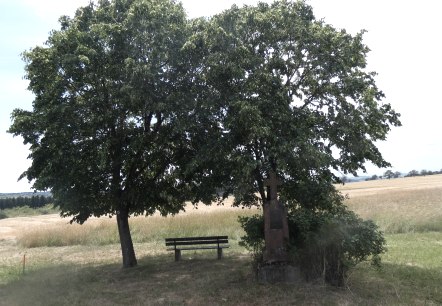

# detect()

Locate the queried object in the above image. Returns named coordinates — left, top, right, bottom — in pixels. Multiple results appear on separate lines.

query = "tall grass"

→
left=18, top=219, right=119, bottom=248
left=17, top=209, right=259, bottom=248
left=18, top=184, right=442, bottom=249
left=17, top=182, right=442, bottom=248
left=345, top=187, right=442, bottom=233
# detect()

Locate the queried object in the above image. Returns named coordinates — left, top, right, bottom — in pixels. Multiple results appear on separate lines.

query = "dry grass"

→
left=1, top=175, right=442, bottom=305
left=338, top=174, right=442, bottom=196
left=339, top=175, right=442, bottom=233
left=15, top=207, right=259, bottom=248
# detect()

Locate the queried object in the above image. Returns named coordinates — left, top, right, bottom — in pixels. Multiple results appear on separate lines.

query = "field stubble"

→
left=340, top=175, right=442, bottom=233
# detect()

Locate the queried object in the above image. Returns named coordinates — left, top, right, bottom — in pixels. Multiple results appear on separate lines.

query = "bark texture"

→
left=117, top=206, right=137, bottom=268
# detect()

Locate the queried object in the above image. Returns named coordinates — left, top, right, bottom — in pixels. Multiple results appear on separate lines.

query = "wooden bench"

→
left=165, top=236, right=229, bottom=261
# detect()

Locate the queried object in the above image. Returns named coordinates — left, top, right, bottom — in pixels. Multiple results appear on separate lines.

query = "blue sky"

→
left=1, top=0, right=441, bottom=192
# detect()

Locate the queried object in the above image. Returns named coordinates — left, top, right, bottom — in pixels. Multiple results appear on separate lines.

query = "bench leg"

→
left=175, top=249, right=181, bottom=261
left=217, top=248, right=223, bottom=260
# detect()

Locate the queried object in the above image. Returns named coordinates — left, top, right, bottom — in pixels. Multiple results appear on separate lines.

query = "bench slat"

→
left=166, top=239, right=228, bottom=247
left=167, top=245, right=230, bottom=251
left=165, top=236, right=227, bottom=242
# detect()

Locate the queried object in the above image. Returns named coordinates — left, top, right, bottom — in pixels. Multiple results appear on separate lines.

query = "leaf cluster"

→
left=185, top=0, right=401, bottom=208
left=9, top=0, right=196, bottom=223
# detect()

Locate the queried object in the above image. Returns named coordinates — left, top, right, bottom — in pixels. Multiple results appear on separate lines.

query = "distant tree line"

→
left=0, top=195, right=53, bottom=210
left=405, top=169, right=442, bottom=177
left=364, top=168, right=442, bottom=181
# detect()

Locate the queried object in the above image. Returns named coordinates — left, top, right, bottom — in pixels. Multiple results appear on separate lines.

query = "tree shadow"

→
left=1, top=254, right=441, bottom=305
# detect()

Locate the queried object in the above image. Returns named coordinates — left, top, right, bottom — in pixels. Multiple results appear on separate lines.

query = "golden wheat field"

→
left=339, top=175, right=442, bottom=233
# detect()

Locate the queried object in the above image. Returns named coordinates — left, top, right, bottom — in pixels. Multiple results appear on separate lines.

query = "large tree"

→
left=185, top=0, right=401, bottom=209
left=9, top=0, right=196, bottom=268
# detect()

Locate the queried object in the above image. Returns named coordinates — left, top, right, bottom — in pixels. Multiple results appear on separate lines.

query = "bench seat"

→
left=165, top=236, right=229, bottom=261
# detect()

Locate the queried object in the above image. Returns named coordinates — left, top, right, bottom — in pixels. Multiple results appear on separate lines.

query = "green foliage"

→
left=238, top=214, right=265, bottom=269
left=405, top=168, right=441, bottom=177
left=383, top=170, right=395, bottom=179
left=365, top=174, right=378, bottom=181
left=406, top=169, right=420, bottom=177
left=197, top=0, right=395, bottom=286
left=184, top=0, right=401, bottom=209
left=8, top=0, right=401, bottom=269
left=238, top=215, right=265, bottom=253
left=10, top=0, right=192, bottom=222
left=0, top=204, right=59, bottom=219
left=239, top=206, right=386, bottom=286
left=295, top=209, right=385, bottom=286
left=8, top=0, right=198, bottom=267
left=0, top=195, right=53, bottom=210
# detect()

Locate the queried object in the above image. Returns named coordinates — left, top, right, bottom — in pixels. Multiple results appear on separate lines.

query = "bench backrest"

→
left=165, top=236, right=228, bottom=248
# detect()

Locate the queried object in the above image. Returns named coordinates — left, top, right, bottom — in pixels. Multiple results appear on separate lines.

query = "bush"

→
left=0, top=204, right=59, bottom=219
left=238, top=206, right=386, bottom=286
left=238, top=214, right=265, bottom=271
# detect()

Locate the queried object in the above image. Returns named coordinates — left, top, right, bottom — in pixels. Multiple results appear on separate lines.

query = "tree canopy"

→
left=185, top=0, right=401, bottom=209
left=9, top=0, right=401, bottom=268
left=9, top=0, right=197, bottom=268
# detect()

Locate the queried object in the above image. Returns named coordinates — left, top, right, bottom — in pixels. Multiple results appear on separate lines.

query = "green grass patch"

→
left=1, top=234, right=441, bottom=305
left=0, top=257, right=25, bottom=285
left=0, top=204, right=59, bottom=219
left=373, top=215, right=442, bottom=234
left=383, top=232, right=442, bottom=269
left=347, top=232, right=442, bottom=304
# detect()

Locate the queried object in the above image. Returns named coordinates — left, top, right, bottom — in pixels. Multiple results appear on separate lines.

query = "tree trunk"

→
left=116, top=206, right=138, bottom=268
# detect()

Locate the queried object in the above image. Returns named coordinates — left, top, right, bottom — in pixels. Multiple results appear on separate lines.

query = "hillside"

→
left=337, top=174, right=442, bottom=197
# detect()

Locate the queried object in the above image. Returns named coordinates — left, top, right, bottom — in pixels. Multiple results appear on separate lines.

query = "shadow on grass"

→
left=1, top=253, right=441, bottom=305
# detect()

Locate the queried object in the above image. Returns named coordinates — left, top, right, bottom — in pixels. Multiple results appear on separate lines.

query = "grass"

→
left=0, top=204, right=59, bottom=219
left=1, top=237, right=441, bottom=305
left=0, top=255, right=357, bottom=305
left=17, top=209, right=258, bottom=248
left=342, top=176, right=442, bottom=234
left=1, top=175, right=442, bottom=305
